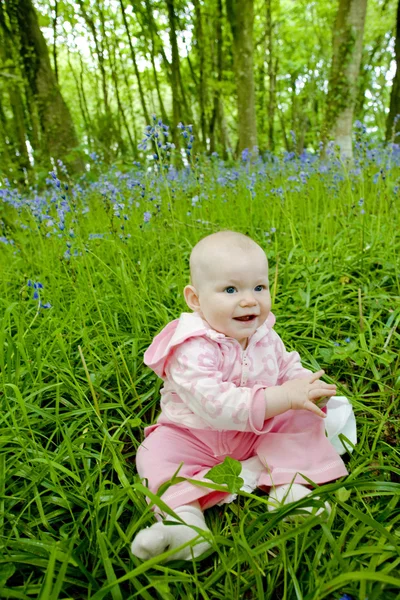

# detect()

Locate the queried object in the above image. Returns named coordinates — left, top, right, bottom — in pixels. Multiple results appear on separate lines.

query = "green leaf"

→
left=0, top=564, right=16, bottom=587
left=205, top=457, right=244, bottom=494
left=335, top=487, right=351, bottom=502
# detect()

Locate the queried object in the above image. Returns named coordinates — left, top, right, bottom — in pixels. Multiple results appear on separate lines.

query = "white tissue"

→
left=324, top=395, right=357, bottom=455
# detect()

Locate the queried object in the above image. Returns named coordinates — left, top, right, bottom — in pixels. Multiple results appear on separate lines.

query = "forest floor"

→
left=1, top=137, right=400, bottom=599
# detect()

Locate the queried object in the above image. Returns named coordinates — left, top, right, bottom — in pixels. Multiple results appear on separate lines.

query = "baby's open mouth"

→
left=234, top=315, right=256, bottom=321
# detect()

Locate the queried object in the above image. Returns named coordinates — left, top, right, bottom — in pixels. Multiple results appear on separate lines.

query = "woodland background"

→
left=0, top=0, right=400, bottom=182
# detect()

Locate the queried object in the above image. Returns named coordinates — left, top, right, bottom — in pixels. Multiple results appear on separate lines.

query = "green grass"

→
left=0, top=158, right=399, bottom=599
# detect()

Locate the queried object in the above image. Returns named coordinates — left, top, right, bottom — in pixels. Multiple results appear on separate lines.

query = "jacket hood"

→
left=144, top=311, right=276, bottom=378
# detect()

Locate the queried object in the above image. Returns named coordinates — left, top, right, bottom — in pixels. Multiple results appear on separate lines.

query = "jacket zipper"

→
left=240, top=349, right=249, bottom=386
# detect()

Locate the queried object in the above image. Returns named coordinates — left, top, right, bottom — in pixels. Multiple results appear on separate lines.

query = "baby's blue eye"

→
left=254, top=285, right=264, bottom=292
left=225, top=287, right=236, bottom=294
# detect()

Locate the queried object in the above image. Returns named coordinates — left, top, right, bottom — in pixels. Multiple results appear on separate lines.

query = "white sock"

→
left=131, top=502, right=211, bottom=562
left=268, top=483, right=331, bottom=518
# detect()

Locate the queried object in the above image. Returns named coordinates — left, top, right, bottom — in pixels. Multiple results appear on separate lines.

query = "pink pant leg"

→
left=136, top=424, right=258, bottom=510
left=255, top=410, right=348, bottom=488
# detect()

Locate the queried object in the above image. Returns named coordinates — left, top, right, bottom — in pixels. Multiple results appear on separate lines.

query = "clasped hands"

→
left=264, top=369, right=336, bottom=420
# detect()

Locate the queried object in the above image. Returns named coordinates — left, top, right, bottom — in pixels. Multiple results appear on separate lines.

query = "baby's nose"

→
left=240, top=295, right=257, bottom=307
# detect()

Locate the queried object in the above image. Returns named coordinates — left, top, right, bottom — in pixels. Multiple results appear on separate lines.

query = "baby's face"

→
left=195, top=247, right=271, bottom=349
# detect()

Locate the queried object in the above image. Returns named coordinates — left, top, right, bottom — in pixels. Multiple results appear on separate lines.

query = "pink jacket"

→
left=144, top=311, right=313, bottom=434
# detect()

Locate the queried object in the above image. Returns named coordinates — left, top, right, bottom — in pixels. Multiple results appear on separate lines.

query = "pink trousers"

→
left=136, top=411, right=348, bottom=510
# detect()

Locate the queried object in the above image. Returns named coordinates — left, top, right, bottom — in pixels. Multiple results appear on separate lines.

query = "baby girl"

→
left=131, top=230, right=348, bottom=562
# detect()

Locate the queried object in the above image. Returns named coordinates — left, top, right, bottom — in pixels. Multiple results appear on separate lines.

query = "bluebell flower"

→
left=345, top=337, right=351, bottom=343
left=241, top=148, right=250, bottom=162
left=40, top=302, right=52, bottom=309
left=334, top=342, right=340, bottom=347
left=143, top=211, right=151, bottom=223
left=0, top=236, right=15, bottom=245
left=358, top=198, right=364, bottom=206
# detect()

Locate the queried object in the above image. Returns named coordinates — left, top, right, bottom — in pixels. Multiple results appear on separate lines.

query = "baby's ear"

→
left=183, top=285, right=201, bottom=312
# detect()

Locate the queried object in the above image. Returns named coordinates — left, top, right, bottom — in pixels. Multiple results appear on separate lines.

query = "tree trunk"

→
left=98, top=7, right=126, bottom=155
left=209, top=0, right=230, bottom=156
left=77, top=0, right=110, bottom=117
left=142, top=0, right=169, bottom=125
left=109, top=31, right=136, bottom=155
left=119, top=0, right=151, bottom=126
left=386, top=0, right=400, bottom=141
left=165, top=0, right=183, bottom=148
left=323, top=0, right=368, bottom=160
left=0, top=4, right=30, bottom=174
left=193, top=0, right=207, bottom=149
left=52, top=0, right=58, bottom=83
left=266, top=0, right=276, bottom=151
left=11, top=0, right=81, bottom=170
left=118, top=45, right=139, bottom=153
left=226, top=0, right=257, bottom=153
left=67, top=48, right=91, bottom=148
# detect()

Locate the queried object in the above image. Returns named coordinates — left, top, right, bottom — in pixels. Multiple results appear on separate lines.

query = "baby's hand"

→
left=281, top=370, right=336, bottom=418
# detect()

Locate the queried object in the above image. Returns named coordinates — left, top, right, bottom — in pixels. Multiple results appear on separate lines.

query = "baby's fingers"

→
left=312, top=381, right=336, bottom=390
left=304, top=400, right=326, bottom=419
left=309, top=388, right=336, bottom=401
left=309, top=369, right=325, bottom=383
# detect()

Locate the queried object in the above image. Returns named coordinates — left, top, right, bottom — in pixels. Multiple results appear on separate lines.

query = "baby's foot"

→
left=131, top=504, right=211, bottom=562
left=268, top=483, right=331, bottom=518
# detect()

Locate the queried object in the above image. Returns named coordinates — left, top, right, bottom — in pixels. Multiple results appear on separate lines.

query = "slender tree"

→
left=165, top=0, right=184, bottom=147
left=120, top=0, right=150, bottom=125
left=193, top=0, right=207, bottom=148
left=386, top=0, right=400, bottom=141
left=226, top=0, right=258, bottom=153
left=323, top=0, right=368, bottom=159
left=266, top=0, right=277, bottom=151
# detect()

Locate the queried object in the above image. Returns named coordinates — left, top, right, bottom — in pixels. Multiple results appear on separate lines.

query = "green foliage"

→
left=206, top=457, right=244, bottom=494
left=0, top=151, right=399, bottom=596
left=1, top=0, right=398, bottom=181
